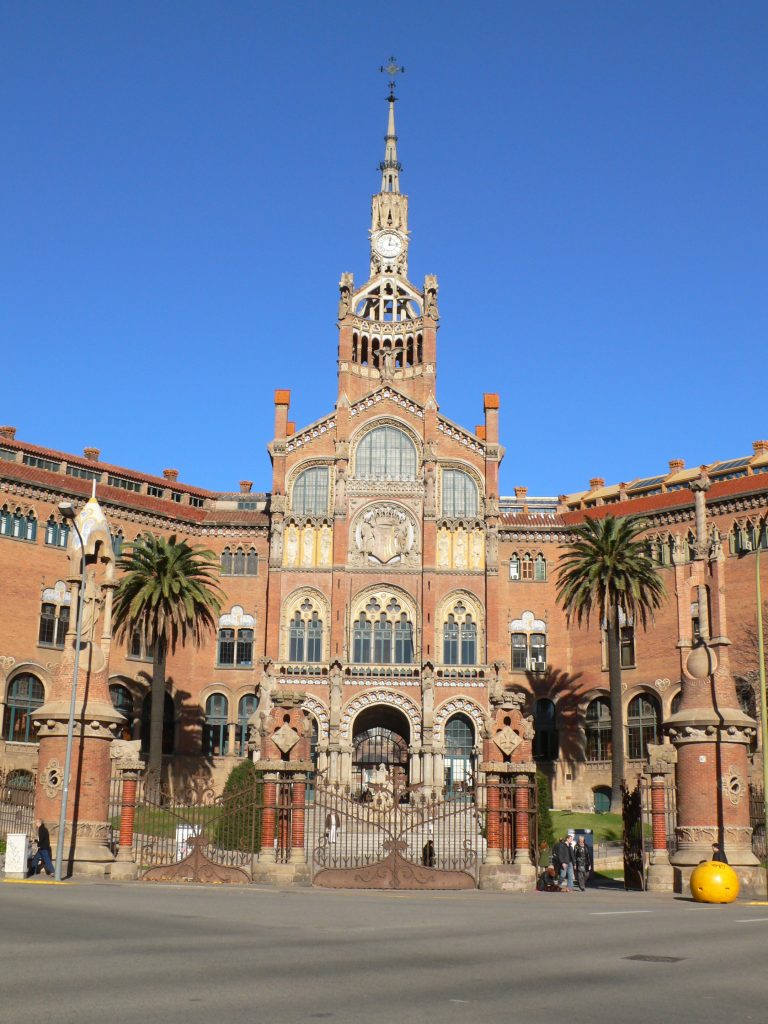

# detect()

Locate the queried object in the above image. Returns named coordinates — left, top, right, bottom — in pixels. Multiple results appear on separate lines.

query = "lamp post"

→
left=54, top=501, right=86, bottom=882
left=755, top=538, right=768, bottom=890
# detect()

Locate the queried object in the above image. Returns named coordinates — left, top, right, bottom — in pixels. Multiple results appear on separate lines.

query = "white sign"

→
left=175, top=825, right=198, bottom=861
left=5, top=833, right=30, bottom=878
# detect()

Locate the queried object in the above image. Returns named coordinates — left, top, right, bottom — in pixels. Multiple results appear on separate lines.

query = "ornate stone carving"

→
left=269, top=518, right=283, bottom=566
left=271, top=723, right=301, bottom=755
left=654, top=677, right=671, bottom=692
left=338, top=272, right=354, bottom=318
left=351, top=504, right=418, bottom=567
left=493, top=725, right=521, bottom=757
left=41, top=759, right=63, bottom=799
left=110, top=739, right=143, bottom=769
left=721, top=765, right=746, bottom=806
left=676, top=825, right=718, bottom=845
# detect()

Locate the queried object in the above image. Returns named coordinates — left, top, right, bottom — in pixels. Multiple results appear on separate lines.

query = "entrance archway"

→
left=352, top=705, right=410, bottom=797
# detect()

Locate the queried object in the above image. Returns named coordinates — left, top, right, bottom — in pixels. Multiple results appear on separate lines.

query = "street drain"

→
left=624, top=955, right=684, bottom=963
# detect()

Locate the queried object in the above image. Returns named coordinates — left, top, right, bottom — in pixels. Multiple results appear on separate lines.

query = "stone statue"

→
left=338, top=273, right=353, bottom=319
left=454, top=530, right=467, bottom=569
left=334, top=462, right=347, bottom=513
left=359, top=520, right=375, bottom=558
left=471, top=529, right=484, bottom=569
left=709, top=525, right=722, bottom=559
left=437, top=529, right=451, bottom=569
left=80, top=568, right=103, bottom=642
left=424, top=463, right=436, bottom=516
left=269, top=518, right=284, bottom=566
left=284, top=526, right=299, bottom=567
left=319, top=526, right=332, bottom=566
left=302, top=528, right=315, bottom=566
left=424, top=274, right=439, bottom=319
left=381, top=348, right=395, bottom=379
left=486, top=526, right=499, bottom=570
left=421, top=667, right=435, bottom=730
left=394, top=521, right=409, bottom=556
left=329, top=663, right=343, bottom=728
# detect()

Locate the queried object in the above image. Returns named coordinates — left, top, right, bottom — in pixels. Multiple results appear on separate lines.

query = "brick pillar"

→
left=111, top=768, right=140, bottom=880
left=485, top=775, right=502, bottom=864
left=260, top=775, right=278, bottom=858
left=645, top=760, right=675, bottom=892
left=291, top=774, right=307, bottom=862
left=514, top=772, right=532, bottom=864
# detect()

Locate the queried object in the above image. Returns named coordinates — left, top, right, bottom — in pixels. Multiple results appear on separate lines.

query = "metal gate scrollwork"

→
left=309, top=770, right=483, bottom=890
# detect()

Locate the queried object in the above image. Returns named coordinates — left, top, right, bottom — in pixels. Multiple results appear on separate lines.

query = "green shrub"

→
left=537, top=771, right=556, bottom=852
left=214, top=760, right=263, bottom=853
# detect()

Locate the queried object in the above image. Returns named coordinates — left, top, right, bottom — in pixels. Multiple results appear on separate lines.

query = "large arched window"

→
left=288, top=598, right=324, bottom=663
left=3, top=674, right=45, bottom=743
left=585, top=698, right=612, bottom=761
left=217, top=607, right=255, bottom=667
left=442, top=604, right=477, bottom=666
left=236, top=693, right=257, bottom=756
left=442, top=469, right=478, bottom=518
left=355, top=426, right=417, bottom=480
left=627, top=694, right=661, bottom=760
left=533, top=698, right=558, bottom=761
left=352, top=595, right=413, bottom=665
left=292, top=466, right=330, bottom=515
left=204, top=694, right=229, bottom=756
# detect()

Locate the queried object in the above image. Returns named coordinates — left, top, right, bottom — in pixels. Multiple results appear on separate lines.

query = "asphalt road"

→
left=1, top=880, right=766, bottom=1024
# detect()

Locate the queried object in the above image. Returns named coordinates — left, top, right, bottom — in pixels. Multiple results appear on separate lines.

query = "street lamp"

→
left=755, top=537, right=768, bottom=891
left=54, top=501, right=86, bottom=882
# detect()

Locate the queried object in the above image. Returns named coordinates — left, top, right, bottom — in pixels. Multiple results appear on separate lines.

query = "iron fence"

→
left=0, top=768, right=36, bottom=841
left=750, top=785, right=765, bottom=862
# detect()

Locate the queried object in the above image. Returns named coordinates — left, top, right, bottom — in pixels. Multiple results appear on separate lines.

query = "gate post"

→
left=110, top=766, right=142, bottom=881
left=251, top=687, right=313, bottom=887
left=645, top=750, right=675, bottom=892
left=478, top=689, right=538, bottom=892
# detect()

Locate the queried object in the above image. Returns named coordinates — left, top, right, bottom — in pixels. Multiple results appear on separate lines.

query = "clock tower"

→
left=335, top=64, right=439, bottom=409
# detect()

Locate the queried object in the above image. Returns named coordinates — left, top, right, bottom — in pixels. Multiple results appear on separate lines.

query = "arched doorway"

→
left=352, top=705, right=410, bottom=797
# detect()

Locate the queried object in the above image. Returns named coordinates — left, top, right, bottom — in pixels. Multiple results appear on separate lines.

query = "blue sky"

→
left=2, top=1, right=765, bottom=496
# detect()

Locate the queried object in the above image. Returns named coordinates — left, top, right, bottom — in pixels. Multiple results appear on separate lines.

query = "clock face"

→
left=375, top=232, right=403, bottom=259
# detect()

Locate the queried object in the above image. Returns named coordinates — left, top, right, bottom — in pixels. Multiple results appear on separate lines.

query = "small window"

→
left=221, top=548, right=233, bottom=575
left=171, top=492, right=183, bottom=503
left=147, top=485, right=164, bottom=499
left=509, top=556, right=521, bottom=581
left=189, top=496, right=204, bottom=508
left=585, top=698, right=611, bottom=761
left=521, top=555, right=534, bottom=580
left=534, top=554, right=547, bottom=581
left=217, top=629, right=236, bottom=666
left=23, top=453, right=60, bottom=472
left=627, top=694, right=660, bottom=760
left=511, top=633, right=527, bottom=671
left=66, top=465, right=101, bottom=481
left=533, top=699, right=558, bottom=761
left=107, top=475, right=141, bottom=493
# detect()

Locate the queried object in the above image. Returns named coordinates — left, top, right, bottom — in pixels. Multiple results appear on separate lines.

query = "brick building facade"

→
left=1, top=89, right=766, bottom=810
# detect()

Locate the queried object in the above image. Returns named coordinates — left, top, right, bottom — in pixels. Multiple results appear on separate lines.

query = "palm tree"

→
left=112, top=533, right=223, bottom=776
left=556, top=515, right=666, bottom=811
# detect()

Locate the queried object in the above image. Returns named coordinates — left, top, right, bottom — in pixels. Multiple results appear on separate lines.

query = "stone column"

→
left=33, top=497, right=124, bottom=877
left=645, top=749, right=675, bottom=892
left=668, top=475, right=761, bottom=895
left=111, top=759, right=142, bottom=881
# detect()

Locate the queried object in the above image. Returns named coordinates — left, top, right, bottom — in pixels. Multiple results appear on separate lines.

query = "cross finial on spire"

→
left=379, top=56, right=405, bottom=99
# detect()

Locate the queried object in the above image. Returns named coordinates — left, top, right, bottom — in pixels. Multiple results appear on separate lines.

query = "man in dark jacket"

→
left=552, top=836, right=575, bottom=891
left=27, top=819, right=54, bottom=876
left=712, top=842, right=728, bottom=864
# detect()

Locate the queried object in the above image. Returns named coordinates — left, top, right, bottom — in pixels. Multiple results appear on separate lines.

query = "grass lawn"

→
left=551, top=810, right=623, bottom=843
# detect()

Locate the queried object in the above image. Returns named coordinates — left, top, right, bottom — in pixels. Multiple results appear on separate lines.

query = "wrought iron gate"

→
left=124, top=772, right=291, bottom=883
left=308, top=777, right=485, bottom=889
left=622, top=779, right=645, bottom=891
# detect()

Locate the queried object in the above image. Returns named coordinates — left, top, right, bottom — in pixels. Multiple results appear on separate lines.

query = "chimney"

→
left=163, top=468, right=179, bottom=482
left=239, top=480, right=253, bottom=494
left=83, top=447, right=100, bottom=462
left=618, top=482, right=628, bottom=501
left=274, top=389, right=291, bottom=439
left=475, top=425, right=486, bottom=440
left=752, top=440, right=768, bottom=455
left=514, top=486, right=529, bottom=514
left=286, top=422, right=296, bottom=436
left=483, top=394, right=500, bottom=444
left=0, top=426, right=16, bottom=440
left=668, top=459, right=685, bottom=473
left=589, top=477, right=605, bottom=491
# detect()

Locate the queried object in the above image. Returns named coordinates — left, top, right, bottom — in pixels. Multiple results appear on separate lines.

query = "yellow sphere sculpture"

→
left=690, top=861, right=740, bottom=903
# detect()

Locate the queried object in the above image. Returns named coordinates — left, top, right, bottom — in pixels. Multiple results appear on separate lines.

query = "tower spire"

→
left=378, top=57, right=405, bottom=193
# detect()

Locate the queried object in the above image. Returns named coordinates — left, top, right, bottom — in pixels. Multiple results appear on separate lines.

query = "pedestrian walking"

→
left=573, top=834, right=592, bottom=890
left=27, top=819, right=54, bottom=876
left=551, top=835, right=575, bottom=891
left=711, top=842, right=728, bottom=864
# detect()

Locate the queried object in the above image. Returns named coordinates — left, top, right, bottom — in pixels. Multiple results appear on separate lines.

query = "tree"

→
left=556, top=515, right=665, bottom=811
left=112, top=533, right=222, bottom=776
left=536, top=770, right=555, bottom=854
left=215, top=758, right=262, bottom=852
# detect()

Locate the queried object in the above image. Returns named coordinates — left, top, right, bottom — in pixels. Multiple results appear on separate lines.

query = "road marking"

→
left=735, top=918, right=768, bottom=923
left=1, top=879, right=69, bottom=885
left=591, top=910, right=653, bottom=915
left=746, top=901, right=768, bottom=906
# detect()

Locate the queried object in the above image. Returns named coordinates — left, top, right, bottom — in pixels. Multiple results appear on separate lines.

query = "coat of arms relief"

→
left=350, top=504, right=419, bottom=566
